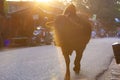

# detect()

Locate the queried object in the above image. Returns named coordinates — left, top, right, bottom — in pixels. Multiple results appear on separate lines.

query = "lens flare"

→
left=7, top=0, right=51, bottom=2
left=36, top=0, right=50, bottom=2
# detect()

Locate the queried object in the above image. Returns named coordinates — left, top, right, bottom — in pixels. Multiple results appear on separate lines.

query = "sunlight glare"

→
left=7, top=0, right=51, bottom=2
left=36, top=0, right=51, bottom=2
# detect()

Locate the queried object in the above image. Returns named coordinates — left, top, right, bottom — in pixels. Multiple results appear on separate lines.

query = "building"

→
left=0, top=1, right=62, bottom=46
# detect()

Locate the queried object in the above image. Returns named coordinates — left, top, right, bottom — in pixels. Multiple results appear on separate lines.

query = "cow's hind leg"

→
left=61, top=47, right=73, bottom=80
left=73, top=47, right=85, bottom=74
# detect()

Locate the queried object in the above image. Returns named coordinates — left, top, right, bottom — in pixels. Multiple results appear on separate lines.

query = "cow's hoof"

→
left=64, top=73, right=70, bottom=80
left=64, top=76, right=70, bottom=80
left=73, top=67, right=80, bottom=74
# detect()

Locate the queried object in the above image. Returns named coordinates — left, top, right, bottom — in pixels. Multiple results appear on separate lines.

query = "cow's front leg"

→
left=73, top=48, right=85, bottom=74
left=64, top=54, right=70, bottom=80
left=61, top=48, right=72, bottom=80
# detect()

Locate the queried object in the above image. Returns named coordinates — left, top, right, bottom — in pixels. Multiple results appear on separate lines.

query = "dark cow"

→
left=46, top=4, right=92, bottom=80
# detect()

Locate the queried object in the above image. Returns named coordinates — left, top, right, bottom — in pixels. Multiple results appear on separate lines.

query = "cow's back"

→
left=53, top=15, right=92, bottom=49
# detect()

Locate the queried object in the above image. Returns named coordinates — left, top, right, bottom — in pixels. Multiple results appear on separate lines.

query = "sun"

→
left=6, top=0, right=52, bottom=2
left=36, top=0, right=51, bottom=2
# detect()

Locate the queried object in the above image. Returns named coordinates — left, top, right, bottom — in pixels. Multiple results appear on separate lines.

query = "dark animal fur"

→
left=46, top=4, right=92, bottom=80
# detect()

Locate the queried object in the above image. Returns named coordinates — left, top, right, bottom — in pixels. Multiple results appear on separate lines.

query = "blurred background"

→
left=0, top=0, right=120, bottom=48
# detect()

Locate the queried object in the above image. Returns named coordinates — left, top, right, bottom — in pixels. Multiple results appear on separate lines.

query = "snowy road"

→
left=0, top=38, right=120, bottom=80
